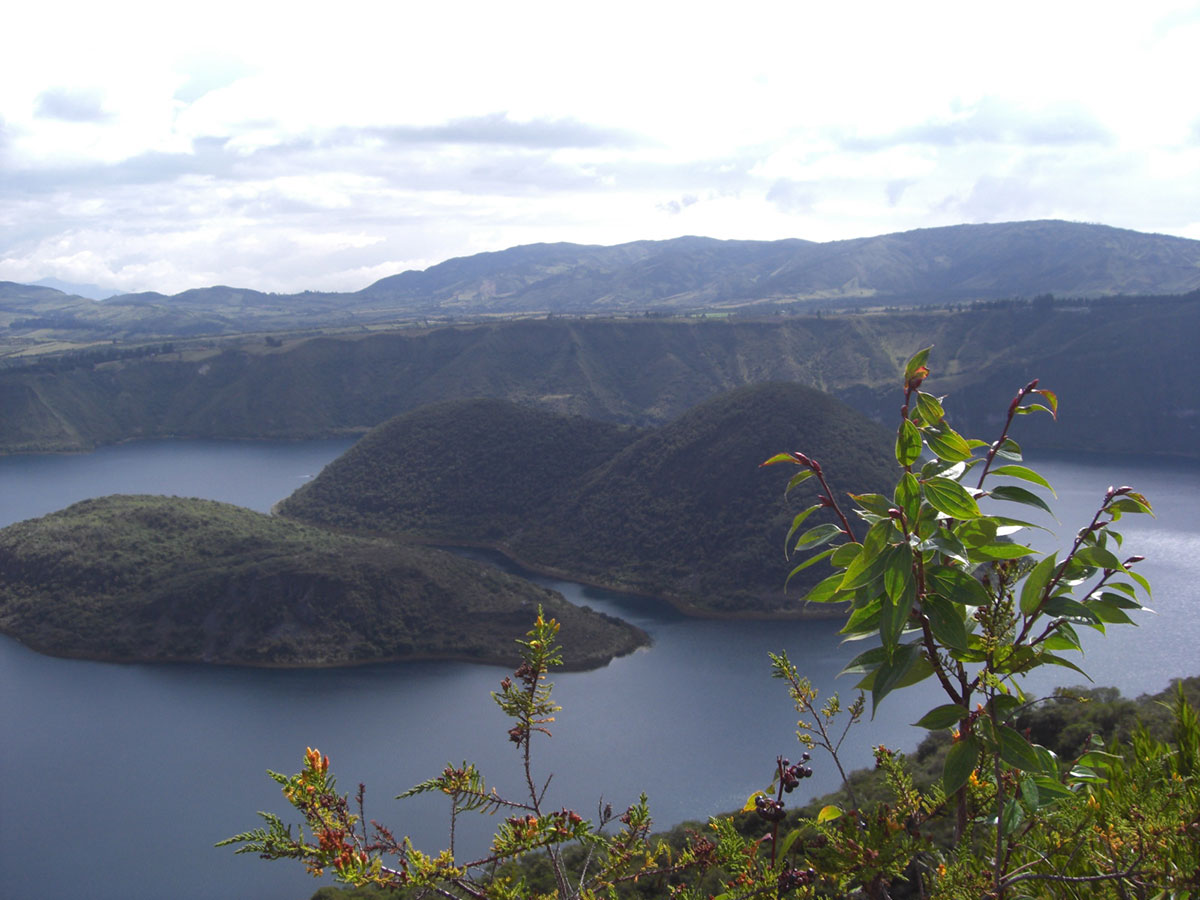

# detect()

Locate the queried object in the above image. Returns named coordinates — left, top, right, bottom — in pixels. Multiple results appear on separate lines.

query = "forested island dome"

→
left=0, top=495, right=646, bottom=669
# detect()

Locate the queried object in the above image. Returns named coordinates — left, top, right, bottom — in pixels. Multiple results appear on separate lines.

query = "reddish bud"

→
left=906, top=366, right=929, bottom=391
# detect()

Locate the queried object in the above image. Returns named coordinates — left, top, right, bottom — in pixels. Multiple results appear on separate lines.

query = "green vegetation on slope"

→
left=279, top=384, right=896, bottom=614
left=280, top=398, right=639, bottom=541
left=3, top=298, right=1197, bottom=457
left=0, top=495, right=646, bottom=668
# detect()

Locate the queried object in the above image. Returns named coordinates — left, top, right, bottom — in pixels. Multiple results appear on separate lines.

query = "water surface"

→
left=1, top=441, right=1196, bottom=900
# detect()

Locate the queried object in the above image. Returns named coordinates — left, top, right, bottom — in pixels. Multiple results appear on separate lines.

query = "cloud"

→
left=34, top=87, right=113, bottom=123
left=657, top=194, right=699, bottom=215
left=886, top=179, right=915, bottom=207
left=368, top=112, right=644, bottom=149
left=173, top=55, right=256, bottom=103
left=766, top=179, right=817, bottom=214
left=840, top=98, right=1112, bottom=152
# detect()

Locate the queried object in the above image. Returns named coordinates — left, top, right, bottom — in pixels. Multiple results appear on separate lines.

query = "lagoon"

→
left=1, top=441, right=1197, bottom=900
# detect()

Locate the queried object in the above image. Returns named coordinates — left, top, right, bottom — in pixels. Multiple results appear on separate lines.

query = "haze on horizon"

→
left=2, top=0, right=1199, bottom=297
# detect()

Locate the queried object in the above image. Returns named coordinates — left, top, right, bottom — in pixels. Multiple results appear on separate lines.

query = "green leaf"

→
left=1109, top=496, right=1153, bottom=516
left=1099, top=590, right=1142, bottom=610
left=792, top=523, right=843, bottom=552
left=840, top=645, right=887, bottom=677
left=1041, top=622, right=1082, bottom=652
left=1015, top=403, right=1055, bottom=417
left=1031, top=775, right=1073, bottom=803
left=904, top=346, right=933, bottom=383
left=923, top=476, right=981, bottom=519
left=926, top=565, right=992, bottom=607
left=924, top=425, right=974, bottom=463
left=785, top=505, right=821, bottom=547
left=871, top=643, right=924, bottom=713
left=817, top=805, right=843, bottom=823
left=955, top=517, right=998, bottom=548
left=850, top=493, right=894, bottom=517
left=1127, top=567, right=1152, bottom=596
left=924, top=594, right=969, bottom=650
left=914, top=391, right=945, bottom=425
left=883, top=543, right=915, bottom=604
left=785, top=548, right=836, bottom=588
left=944, top=735, right=980, bottom=794
left=1087, top=598, right=1136, bottom=625
left=894, top=472, right=921, bottom=524
left=989, top=485, right=1055, bottom=516
left=997, top=725, right=1043, bottom=772
left=778, top=827, right=808, bottom=857
left=1019, top=552, right=1058, bottom=615
left=990, top=692, right=1022, bottom=719
left=1001, top=797, right=1025, bottom=835
left=1075, top=545, right=1124, bottom=571
left=915, top=704, right=966, bottom=730
left=989, top=464, right=1056, bottom=495
left=830, top=542, right=863, bottom=568
left=742, top=791, right=767, bottom=812
left=1042, top=596, right=1101, bottom=624
left=970, top=542, right=1035, bottom=561
left=803, top=572, right=849, bottom=604
left=839, top=523, right=891, bottom=590
left=1039, top=653, right=1092, bottom=680
left=839, top=599, right=881, bottom=637
left=1032, top=388, right=1058, bottom=417
left=1019, top=775, right=1040, bottom=808
left=877, top=594, right=909, bottom=656
left=994, top=437, right=1023, bottom=461
left=896, top=419, right=922, bottom=467
left=761, top=452, right=802, bottom=467
left=784, top=468, right=816, bottom=495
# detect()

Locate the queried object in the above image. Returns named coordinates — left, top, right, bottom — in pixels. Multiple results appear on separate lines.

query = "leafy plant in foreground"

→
left=220, top=610, right=714, bottom=899
left=761, top=346, right=1163, bottom=897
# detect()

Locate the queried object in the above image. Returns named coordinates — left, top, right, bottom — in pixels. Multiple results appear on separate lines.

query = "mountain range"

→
left=3, top=221, right=1199, bottom=346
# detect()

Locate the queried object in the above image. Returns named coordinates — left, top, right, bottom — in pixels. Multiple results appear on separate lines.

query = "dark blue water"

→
left=1, top=441, right=1196, bottom=900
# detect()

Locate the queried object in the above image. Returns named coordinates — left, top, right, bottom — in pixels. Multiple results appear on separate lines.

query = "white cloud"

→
left=1, top=0, right=1198, bottom=293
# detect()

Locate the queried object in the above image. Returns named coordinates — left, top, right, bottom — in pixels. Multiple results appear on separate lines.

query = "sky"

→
left=2, top=0, right=1199, bottom=296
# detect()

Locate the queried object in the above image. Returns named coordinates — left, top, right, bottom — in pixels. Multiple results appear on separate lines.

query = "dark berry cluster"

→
left=755, top=753, right=815, bottom=824
left=777, top=866, right=817, bottom=892
left=754, top=794, right=786, bottom=822
left=780, top=752, right=813, bottom=793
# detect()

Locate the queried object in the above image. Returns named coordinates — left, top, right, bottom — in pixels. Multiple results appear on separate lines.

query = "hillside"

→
left=4, top=222, right=1200, bottom=349
left=0, top=495, right=646, bottom=668
left=279, top=385, right=897, bottom=614
left=2, top=298, right=1196, bottom=458
left=278, top=398, right=640, bottom=541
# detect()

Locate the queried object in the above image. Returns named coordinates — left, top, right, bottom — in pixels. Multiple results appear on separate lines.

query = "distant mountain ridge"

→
left=4, top=221, right=1200, bottom=344
left=356, top=221, right=1200, bottom=314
